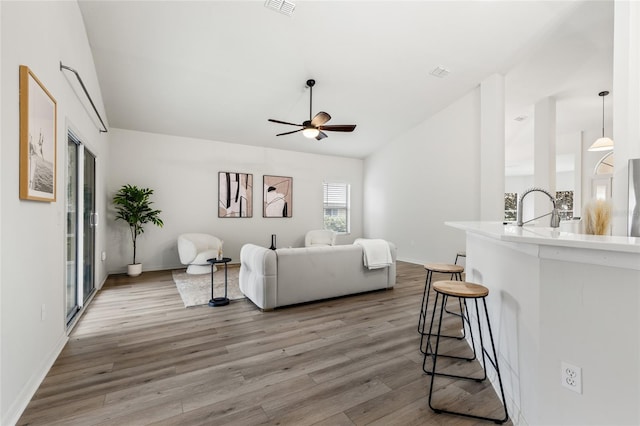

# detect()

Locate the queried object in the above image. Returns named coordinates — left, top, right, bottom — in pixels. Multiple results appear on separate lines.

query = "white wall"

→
left=612, top=1, right=640, bottom=236
left=363, top=89, right=481, bottom=264
left=105, top=128, right=364, bottom=273
left=0, top=2, right=110, bottom=424
left=506, top=170, right=574, bottom=193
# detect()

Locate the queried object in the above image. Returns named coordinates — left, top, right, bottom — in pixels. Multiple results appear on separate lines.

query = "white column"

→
left=480, top=74, right=505, bottom=221
left=573, top=131, right=583, bottom=218
left=612, top=1, right=640, bottom=236
left=533, top=97, right=557, bottom=219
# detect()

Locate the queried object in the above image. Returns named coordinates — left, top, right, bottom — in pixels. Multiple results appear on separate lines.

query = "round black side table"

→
left=207, top=257, right=232, bottom=307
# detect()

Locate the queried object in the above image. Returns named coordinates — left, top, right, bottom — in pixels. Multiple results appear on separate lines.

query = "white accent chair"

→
left=304, top=229, right=337, bottom=247
left=178, top=233, right=222, bottom=274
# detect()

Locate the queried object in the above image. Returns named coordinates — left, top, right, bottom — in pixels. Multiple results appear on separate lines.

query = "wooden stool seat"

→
left=433, top=280, right=488, bottom=298
left=423, top=263, right=464, bottom=274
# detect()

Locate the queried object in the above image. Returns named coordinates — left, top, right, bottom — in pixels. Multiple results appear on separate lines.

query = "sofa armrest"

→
left=387, top=242, right=398, bottom=287
left=239, top=244, right=277, bottom=310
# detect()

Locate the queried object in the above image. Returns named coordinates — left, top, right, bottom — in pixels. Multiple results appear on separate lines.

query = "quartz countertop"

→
left=445, top=221, right=640, bottom=254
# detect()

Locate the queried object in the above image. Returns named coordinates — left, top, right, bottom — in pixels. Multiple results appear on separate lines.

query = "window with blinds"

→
left=323, top=182, right=350, bottom=233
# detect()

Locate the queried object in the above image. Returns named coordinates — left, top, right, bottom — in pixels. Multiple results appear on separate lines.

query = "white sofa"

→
left=239, top=242, right=397, bottom=310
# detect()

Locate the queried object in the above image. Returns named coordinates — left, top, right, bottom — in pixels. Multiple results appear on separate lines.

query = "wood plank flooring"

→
left=18, top=262, right=512, bottom=425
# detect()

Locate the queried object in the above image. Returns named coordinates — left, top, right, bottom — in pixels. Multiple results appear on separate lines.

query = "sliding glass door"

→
left=83, top=149, right=96, bottom=302
left=66, top=137, right=79, bottom=322
left=66, top=130, right=96, bottom=327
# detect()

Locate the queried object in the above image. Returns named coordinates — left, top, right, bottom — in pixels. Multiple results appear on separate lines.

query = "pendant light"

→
left=588, top=91, right=614, bottom=151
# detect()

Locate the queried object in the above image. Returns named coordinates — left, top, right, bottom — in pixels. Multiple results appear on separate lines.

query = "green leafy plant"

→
left=324, top=216, right=347, bottom=233
left=113, top=184, right=163, bottom=265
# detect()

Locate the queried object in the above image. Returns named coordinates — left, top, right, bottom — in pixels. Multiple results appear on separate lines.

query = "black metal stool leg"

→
left=444, top=272, right=466, bottom=324
left=480, top=297, right=509, bottom=423
left=420, top=271, right=467, bottom=355
left=427, top=292, right=509, bottom=424
left=423, top=296, right=478, bottom=374
left=427, top=293, right=446, bottom=411
left=422, top=292, right=443, bottom=371
left=417, top=270, right=433, bottom=334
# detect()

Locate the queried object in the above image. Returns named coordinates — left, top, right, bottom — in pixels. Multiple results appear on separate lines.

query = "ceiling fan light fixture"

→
left=588, top=90, right=614, bottom=152
left=302, top=127, right=320, bottom=139
left=268, top=78, right=356, bottom=140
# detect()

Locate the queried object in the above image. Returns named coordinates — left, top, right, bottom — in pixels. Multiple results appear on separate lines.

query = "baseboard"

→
left=395, top=256, right=424, bottom=265
left=3, top=332, right=68, bottom=426
left=107, top=263, right=240, bottom=276
left=95, top=271, right=108, bottom=291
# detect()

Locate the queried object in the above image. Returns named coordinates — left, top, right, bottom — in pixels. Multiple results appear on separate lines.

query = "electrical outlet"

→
left=101, top=251, right=107, bottom=261
left=561, top=361, right=582, bottom=394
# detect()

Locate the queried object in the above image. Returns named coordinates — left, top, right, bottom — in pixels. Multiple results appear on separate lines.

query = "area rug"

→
left=172, top=265, right=244, bottom=307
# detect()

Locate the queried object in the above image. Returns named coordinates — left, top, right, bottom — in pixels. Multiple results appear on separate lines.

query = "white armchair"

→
left=178, top=233, right=222, bottom=274
left=304, top=229, right=337, bottom=247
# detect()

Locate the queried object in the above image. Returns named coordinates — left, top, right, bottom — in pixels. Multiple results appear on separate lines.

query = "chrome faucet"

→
left=516, top=187, right=561, bottom=228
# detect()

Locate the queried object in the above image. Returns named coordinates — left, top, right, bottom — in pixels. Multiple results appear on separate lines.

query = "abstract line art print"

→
left=218, top=172, right=253, bottom=218
left=19, top=65, right=57, bottom=202
left=263, top=175, right=292, bottom=218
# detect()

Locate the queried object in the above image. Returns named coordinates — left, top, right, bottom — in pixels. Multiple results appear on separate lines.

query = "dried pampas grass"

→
left=583, top=199, right=612, bottom=235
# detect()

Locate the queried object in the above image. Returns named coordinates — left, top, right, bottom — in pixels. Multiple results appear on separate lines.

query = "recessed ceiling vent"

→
left=264, top=0, right=296, bottom=16
left=429, top=66, right=450, bottom=78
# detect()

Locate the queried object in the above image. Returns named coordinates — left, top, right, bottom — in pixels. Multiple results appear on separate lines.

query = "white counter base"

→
left=446, top=222, right=640, bottom=426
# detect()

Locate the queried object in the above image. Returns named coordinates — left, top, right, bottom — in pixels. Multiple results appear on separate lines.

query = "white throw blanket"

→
left=353, top=238, right=392, bottom=269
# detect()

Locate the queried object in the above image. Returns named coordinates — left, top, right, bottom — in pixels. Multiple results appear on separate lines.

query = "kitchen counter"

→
left=446, top=221, right=640, bottom=425
left=446, top=221, right=640, bottom=254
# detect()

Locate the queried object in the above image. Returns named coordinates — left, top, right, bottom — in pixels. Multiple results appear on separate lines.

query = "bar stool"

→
left=418, top=263, right=465, bottom=355
left=423, top=280, right=509, bottom=424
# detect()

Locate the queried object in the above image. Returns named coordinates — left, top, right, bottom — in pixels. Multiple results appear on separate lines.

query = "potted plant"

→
left=113, top=184, right=164, bottom=276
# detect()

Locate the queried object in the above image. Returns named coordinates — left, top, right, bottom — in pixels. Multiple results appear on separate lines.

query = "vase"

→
left=127, top=263, right=142, bottom=277
left=269, top=234, right=276, bottom=250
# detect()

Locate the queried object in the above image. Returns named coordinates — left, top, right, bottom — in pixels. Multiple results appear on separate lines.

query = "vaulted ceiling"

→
left=78, top=1, right=613, bottom=170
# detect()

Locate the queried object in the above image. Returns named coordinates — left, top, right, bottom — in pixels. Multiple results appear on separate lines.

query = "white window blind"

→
left=323, top=182, right=350, bottom=233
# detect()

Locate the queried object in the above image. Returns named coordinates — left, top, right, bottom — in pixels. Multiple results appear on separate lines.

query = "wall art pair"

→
left=218, top=172, right=292, bottom=218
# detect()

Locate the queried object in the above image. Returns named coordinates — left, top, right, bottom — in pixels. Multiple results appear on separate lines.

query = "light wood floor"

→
left=18, top=262, right=511, bottom=425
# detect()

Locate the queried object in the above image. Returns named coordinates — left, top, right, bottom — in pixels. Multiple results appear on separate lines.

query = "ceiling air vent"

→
left=429, top=66, right=450, bottom=78
left=264, top=0, right=296, bottom=16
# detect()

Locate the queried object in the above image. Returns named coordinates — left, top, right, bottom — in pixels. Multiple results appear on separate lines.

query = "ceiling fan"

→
left=268, top=79, right=357, bottom=140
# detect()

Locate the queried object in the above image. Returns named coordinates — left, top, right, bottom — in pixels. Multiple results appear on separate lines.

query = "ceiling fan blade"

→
left=268, top=118, right=303, bottom=127
left=276, top=129, right=304, bottom=136
left=316, top=131, right=328, bottom=140
left=311, top=111, right=331, bottom=127
left=318, top=124, right=357, bottom=132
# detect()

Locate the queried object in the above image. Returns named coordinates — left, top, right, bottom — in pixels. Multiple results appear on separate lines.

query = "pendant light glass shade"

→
left=302, top=127, right=320, bottom=139
left=589, top=136, right=614, bottom=151
left=588, top=91, right=614, bottom=152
